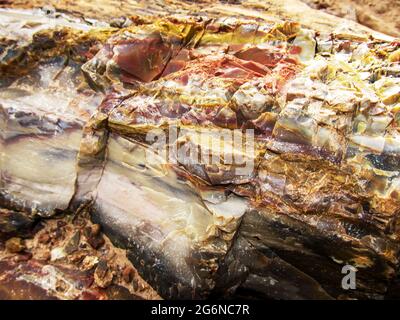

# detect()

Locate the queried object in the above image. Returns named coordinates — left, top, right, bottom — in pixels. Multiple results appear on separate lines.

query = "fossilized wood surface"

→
left=0, top=1, right=400, bottom=300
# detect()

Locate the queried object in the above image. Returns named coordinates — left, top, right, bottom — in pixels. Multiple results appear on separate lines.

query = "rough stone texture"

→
left=0, top=1, right=399, bottom=300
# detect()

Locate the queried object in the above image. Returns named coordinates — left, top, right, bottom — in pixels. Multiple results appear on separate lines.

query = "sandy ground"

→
left=303, top=0, right=400, bottom=37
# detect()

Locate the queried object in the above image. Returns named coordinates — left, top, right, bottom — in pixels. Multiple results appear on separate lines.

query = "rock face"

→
left=1, top=3, right=400, bottom=299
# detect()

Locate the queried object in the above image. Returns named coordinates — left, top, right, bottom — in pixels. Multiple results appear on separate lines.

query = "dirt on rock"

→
left=0, top=0, right=395, bottom=40
left=303, top=0, right=400, bottom=37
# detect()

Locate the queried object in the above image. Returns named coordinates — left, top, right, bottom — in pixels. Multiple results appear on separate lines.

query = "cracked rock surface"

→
left=0, top=1, right=400, bottom=299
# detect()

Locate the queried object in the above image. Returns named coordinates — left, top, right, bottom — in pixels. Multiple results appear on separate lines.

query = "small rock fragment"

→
left=122, top=266, right=135, bottom=283
left=69, top=250, right=88, bottom=264
left=52, top=228, right=64, bottom=240
left=51, top=247, right=67, bottom=261
left=38, top=232, right=51, bottom=244
left=81, top=255, right=99, bottom=271
left=5, top=237, right=25, bottom=253
left=87, top=235, right=105, bottom=249
left=105, top=285, right=143, bottom=300
left=94, top=259, right=113, bottom=288
left=109, top=17, right=132, bottom=28
left=91, top=224, right=101, bottom=236
left=64, top=231, right=81, bottom=254
left=84, top=224, right=105, bottom=249
left=37, top=250, right=51, bottom=261
left=57, top=220, right=67, bottom=228
left=13, top=251, right=32, bottom=262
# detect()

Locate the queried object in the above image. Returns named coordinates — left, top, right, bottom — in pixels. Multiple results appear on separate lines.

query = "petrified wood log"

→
left=0, top=3, right=400, bottom=299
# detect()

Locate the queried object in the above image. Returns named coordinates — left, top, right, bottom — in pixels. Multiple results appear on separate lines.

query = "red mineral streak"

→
left=113, top=34, right=173, bottom=82
left=289, top=45, right=302, bottom=55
